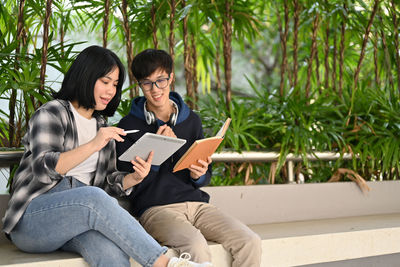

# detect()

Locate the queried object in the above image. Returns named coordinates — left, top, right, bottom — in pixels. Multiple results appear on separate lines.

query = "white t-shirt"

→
left=66, top=102, right=99, bottom=185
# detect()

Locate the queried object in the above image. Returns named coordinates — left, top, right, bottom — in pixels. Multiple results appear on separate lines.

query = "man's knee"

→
left=247, top=232, right=262, bottom=252
left=187, top=233, right=209, bottom=251
left=239, top=231, right=262, bottom=259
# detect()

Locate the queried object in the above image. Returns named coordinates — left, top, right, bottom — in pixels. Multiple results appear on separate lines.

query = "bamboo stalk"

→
left=391, top=0, right=400, bottom=94
left=315, top=40, right=321, bottom=92
left=9, top=0, right=26, bottom=147
left=352, top=0, right=380, bottom=89
left=223, top=0, right=233, bottom=109
left=17, top=1, right=27, bottom=140
left=121, top=0, right=136, bottom=97
left=215, top=41, right=222, bottom=93
left=378, top=6, right=394, bottom=90
left=380, top=24, right=394, bottom=90
left=15, top=100, right=22, bottom=148
left=324, top=17, right=330, bottom=90
left=169, top=0, right=176, bottom=91
left=151, top=3, right=158, bottom=49
left=103, top=0, right=110, bottom=48
left=373, top=30, right=380, bottom=86
left=277, top=0, right=289, bottom=97
left=191, top=34, right=198, bottom=109
left=39, top=0, right=52, bottom=106
left=332, top=28, right=337, bottom=92
left=16, top=1, right=25, bottom=47
left=349, top=0, right=380, bottom=124
left=293, top=0, right=300, bottom=88
left=60, top=14, right=65, bottom=57
left=338, top=3, right=347, bottom=98
left=182, top=0, right=194, bottom=108
left=305, top=12, right=320, bottom=99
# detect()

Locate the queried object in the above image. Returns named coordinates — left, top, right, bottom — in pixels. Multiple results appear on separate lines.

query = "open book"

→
left=173, top=118, right=231, bottom=172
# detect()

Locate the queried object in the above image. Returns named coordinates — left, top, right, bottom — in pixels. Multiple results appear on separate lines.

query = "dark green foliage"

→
left=1, top=0, right=399, bottom=186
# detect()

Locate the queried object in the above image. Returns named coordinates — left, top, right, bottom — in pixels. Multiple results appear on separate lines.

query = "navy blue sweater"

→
left=116, top=92, right=211, bottom=217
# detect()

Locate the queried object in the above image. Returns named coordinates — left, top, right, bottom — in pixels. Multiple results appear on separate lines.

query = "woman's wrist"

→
left=123, top=173, right=141, bottom=190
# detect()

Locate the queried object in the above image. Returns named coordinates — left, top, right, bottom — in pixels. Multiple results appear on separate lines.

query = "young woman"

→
left=2, top=46, right=211, bottom=267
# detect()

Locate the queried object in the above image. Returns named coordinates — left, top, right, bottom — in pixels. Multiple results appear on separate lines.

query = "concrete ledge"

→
left=256, top=213, right=400, bottom=266
left=1, top=214, right=400, bottom=266
left=298, top=253, right=400, bottom=267
left=0, top=243, right=88, bottom=266
left=0, top=244, right=178, bottom=267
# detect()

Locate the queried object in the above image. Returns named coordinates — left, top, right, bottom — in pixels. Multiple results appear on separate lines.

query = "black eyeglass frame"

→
left=138, top=75, right=170, bottom=91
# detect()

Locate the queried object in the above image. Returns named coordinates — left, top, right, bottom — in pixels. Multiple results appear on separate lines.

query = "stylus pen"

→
left=124, top=130, right=140, bottom=134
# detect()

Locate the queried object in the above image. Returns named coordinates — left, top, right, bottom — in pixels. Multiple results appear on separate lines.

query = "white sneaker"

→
left=167, top=252, right=213, bottom=267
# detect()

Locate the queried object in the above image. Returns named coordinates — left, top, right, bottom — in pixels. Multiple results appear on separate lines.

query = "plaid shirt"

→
left=2, top=100, right=130, bottom=234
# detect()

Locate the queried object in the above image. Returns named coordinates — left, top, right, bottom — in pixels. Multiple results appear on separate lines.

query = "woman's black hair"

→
left=131, top=49, right=173, bottom=81
left=53, top=45, right=125, bottom=117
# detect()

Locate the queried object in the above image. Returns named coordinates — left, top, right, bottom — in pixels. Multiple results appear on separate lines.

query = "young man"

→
left=116, top=49, right=261, bottom=267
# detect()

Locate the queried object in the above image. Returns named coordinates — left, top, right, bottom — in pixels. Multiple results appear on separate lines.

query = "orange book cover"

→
left=173, top=118, right=231, bottom=172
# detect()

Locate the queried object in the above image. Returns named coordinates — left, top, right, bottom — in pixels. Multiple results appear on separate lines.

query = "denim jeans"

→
left=10, top=177, right=167, bottom=267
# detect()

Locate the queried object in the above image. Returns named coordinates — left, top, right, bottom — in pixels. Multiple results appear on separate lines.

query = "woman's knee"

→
left=80, top=186, right=108, bottom=200
left=78, top=186, right=117, bottom=208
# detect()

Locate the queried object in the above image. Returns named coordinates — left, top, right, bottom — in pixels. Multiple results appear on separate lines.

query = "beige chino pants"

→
left=139, top=202, right=261, bottom=267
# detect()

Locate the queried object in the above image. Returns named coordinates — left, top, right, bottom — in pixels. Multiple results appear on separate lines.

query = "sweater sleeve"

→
left=102, top=140, right=133, bottom=196
left=29, top=108, right=66, bottom=185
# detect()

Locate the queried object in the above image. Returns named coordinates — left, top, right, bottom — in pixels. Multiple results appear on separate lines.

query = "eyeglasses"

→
left=138, top=76, right=170, bottom=92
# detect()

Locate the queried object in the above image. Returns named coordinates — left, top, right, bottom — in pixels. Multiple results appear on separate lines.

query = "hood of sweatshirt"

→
left=129, top=91, right=190, bottom=126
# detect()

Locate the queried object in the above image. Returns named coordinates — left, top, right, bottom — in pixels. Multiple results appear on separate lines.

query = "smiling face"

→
left=141, top=68, right=174, bottom=112
left=94, top=67, right=119, bottom=111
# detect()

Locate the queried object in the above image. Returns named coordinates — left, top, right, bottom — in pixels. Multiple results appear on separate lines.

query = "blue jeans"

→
left=10, top=177, right=167, bottom=267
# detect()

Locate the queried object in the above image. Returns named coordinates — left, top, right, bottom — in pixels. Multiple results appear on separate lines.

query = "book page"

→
left=216, top=118, right=232, bottom=137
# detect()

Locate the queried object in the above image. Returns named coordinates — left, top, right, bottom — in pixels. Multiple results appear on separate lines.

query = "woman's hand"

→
left=56, top=127, right=126, bottom=175
left=123, top=151, right=154, bottom=189
left=91, top=127, right=126, bottom=151
left=156, top=124, right=176, bottom=138
left=189, top=156, right=212, bottom=180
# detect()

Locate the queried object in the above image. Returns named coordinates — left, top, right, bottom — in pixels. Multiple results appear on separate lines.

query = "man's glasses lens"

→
left=140, top=77, right=169, bottom=91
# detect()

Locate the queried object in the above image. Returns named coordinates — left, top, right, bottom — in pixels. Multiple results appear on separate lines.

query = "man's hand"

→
left=189, top=156, right=212, bottom=180
left=156, top=124, right=176, bottom=138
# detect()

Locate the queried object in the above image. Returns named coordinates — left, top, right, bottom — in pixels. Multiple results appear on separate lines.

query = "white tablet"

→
left=118, top=132, right=187, bottom=165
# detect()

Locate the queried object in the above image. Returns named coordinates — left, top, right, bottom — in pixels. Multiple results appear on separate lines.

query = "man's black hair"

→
left=131, top=49, right=173, bottom=81
left=53, top=45, right=125, bottom=117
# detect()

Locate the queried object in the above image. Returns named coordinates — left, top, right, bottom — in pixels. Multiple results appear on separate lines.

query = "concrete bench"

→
left=1, top=181, right=400, bottom=266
